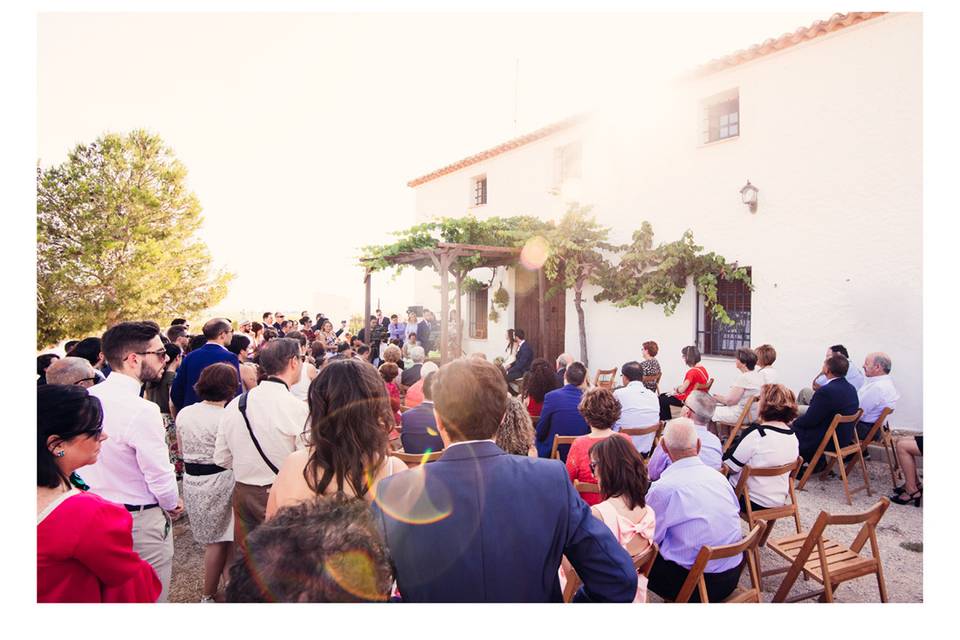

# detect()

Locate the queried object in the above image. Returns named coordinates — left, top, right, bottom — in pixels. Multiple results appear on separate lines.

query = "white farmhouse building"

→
left=406, top=12, right=922, bottom=431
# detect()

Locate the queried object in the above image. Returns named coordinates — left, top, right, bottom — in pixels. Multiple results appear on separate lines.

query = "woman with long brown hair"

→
left=265, top=359, right=407, bottom=518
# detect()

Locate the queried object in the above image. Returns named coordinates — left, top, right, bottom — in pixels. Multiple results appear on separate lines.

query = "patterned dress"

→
left=640, top=358, right=661, bottom=392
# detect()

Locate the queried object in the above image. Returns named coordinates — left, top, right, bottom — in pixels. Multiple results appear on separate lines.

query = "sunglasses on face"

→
left=135, top=349, right=169, bottom=359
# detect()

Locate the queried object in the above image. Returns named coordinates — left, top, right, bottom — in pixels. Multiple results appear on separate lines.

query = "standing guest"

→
left=144, top=342, right=185, bottom=479
left=166, top=324, right=190, bottom=351
left=423, top=309, right=440, bottom=352
left=722, top=384, right=800, bottom=512
left=712, top=347, right=763, bottom=424
left=502, top=329, right=519, bottom=370
left=272, top=312, right=285, bottom=333
left=299, top=317, right=316, bottom=343
left=379, top=362, right=403, bottom=429
left=265, top=359, right=407, bottom=517
left=77, top=322, right=183, bottom=602
left=45, top=356, right=98, bottom=388
left=262, top=312, right=274, bottom=330
left=228, top=333, right=260, bottom=392
left=309, top=340, right=327, bottom=366
left=37, top=353, right=60, bottom=384
left=555, top=353, right=574, bottom=387
left=403, top=361, right=438, bottom=409
left=639, top=341, right=661, bottom=392
left=505, top=328, right=534, bottom=386
left=582, top=436, right=656, bottom=603
left=357, top=316, right=387, bottom=363
left=213, top=338, right=308, bottom=558
left=648, top=393, right=723, bottom=481
left=37, top=384, right=161, bottom=603
left=67, top=336, right=108, bottom=382
left=176, top=363, right=238, bottom=602
left=279, top=319, right=297, bottom=337
left=856, top=352, right=900, bottom=442
left=792, top=354, right=860, bottom=468
left=170, top=318, right=241, bottom=415
left=387, top=314, right=407, bottom=345
left=171, top=318, right=189, bottom=329
left=612, top=360, right=661, bottom=454
left=495, top=396, right=537, bottom=457
left=407, top=310, right=430, bottom=353
left=64, top=339, right=80, bottom=354
left=401, top=345, right=426, bottom=387
left=522, top=358, right=560, bottom=417
left=565, top=387, right=630, bottom=506
left=755, top=344, right=778, bottom=385
left=889, top=435, right=923, bottom=506
left=658, top=345, right=709, bottom=421
left=645, top=419, right=743, bottom=602
left=371, top=357, right=637, bottom=602
left=375, top=308, right=391, bottom=330
left=285, top=331, right=318, bottom=402
left=318, top=320, right=340, bottom=354
left=535, top=362, right=590, bottom=461
left=185, top=333, right=208, bottom=354
left=226, top=495, right=394, bottom=603
left=400, top=372, right=444, bottom=455
left=249, top=322, right=264, bottom=349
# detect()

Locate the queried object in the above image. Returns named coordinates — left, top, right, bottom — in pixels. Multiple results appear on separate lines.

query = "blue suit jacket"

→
left=535, top=384, right=590, bottom=460
left=371, top=441, right=636, bottom=602
left=400, top=401, right=444, bottom=454
left=793, top=377, right=860, bottom=457
left=507, top=341, right=534, bottom=378
left=170, top=343, right=241, bottom=411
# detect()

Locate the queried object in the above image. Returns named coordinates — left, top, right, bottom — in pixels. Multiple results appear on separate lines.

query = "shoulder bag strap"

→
left=238, top=391, right=280, bottom=475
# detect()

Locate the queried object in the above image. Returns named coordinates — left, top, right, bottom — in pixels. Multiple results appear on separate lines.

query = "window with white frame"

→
left=702, top=89, right=740, bottom=144
left=472, top=175, right=487, bottom=207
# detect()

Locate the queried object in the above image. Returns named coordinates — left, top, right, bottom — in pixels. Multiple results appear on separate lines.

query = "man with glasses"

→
left=77, top=321, right=183, bottom=602
left=44, top=356, right=99, bottom=387
left=170, top=318, right=242, bottom=416
left=646, top=392, right=723, bottom=481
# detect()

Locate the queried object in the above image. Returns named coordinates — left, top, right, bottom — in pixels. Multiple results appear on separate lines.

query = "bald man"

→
left=856, top=352, right=900, bottom=443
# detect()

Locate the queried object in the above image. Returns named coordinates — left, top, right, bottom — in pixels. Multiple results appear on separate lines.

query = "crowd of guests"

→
left=37, top=313, right=919, bottom=603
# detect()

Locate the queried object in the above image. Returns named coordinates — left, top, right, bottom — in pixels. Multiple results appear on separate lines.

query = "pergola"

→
left=361, top=242, right=548, bottom=363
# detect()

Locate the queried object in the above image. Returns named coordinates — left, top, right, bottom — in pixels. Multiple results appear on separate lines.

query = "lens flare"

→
left=369, top=462, right=453, bottom=525
left=324, top=549, right=389, bottom=601
left=519, top=235, right=550, bottom=270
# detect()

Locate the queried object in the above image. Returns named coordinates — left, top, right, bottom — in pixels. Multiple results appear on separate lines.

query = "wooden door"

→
left=514, top=267, right=566, bottom=364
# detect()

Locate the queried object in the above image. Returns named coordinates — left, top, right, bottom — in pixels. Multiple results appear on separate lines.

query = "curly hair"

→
left=578, top=387, right=622, bottom=430
left=381, top=344, right=402, bottom=364
left=495, top=396, right=535, bottom=455
left=524, top=358, right=560, bottom=403
left=758, top=383, right=799, bottom=423
left=378, top=362, right=399, bottom=384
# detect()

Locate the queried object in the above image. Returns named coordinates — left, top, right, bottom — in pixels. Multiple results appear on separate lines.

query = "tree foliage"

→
left=37, top=130, right=233, bottom=348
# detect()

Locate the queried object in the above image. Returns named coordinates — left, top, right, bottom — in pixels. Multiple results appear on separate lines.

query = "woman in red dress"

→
left=566, top=387, right=631, bottom=506
left=378, top=362, right=403, bottom=442
left=37, top=384, right=161, bottom=603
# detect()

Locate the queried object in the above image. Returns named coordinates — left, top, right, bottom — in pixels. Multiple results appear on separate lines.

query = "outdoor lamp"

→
left=740, top=180, right=759, bottom=213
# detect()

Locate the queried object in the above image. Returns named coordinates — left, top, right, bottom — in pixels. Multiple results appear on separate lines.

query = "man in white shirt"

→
left=612, top=361, right=661, bottom=454
left=214, top=338, right=308, bottom=557
left=856, top=352, right=899, bottom=442
left=78, top=321, right=183, bottom=602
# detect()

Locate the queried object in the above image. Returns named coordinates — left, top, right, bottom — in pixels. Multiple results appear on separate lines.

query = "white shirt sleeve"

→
left=213, top=411, right=234, bottom=470
left=131, top=404, right=180, bottom=510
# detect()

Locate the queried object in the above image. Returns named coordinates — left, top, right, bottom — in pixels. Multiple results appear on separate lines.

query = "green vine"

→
left=488, top=308, right=501, bottom=323
left=492, top=284, right=509, bottom=310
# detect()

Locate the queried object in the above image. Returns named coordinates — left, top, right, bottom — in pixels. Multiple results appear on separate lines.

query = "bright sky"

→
left=37, top=10, right=823, bottom=322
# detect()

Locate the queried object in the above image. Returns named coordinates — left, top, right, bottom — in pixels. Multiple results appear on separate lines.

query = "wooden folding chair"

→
left=853, top=408, right=898, bottom=487
left=620, top=422, right=666, bottom=457
left=672, top=522, right=766, bottom=603
left=719, top=395, right=758, bottom=452
left=769, top=498, right=890, bottom=603
left=389, top=449, right=443, bottom=468
left=879, top=421, right=904, bottom=488
left=795, top=410, right=863, bottom=505
left=732, top=457, right=803, bottom=589
left=693, top=378, right=714, bottom=393
left=550, top=435, right=578, bottom=460
left=593, top=368, right=618, bottom=389
left=563, top=542, right=660, bottom=602
left=573, top=480, right=600, bottom=494
left=642, top=372, right=662, bottom=393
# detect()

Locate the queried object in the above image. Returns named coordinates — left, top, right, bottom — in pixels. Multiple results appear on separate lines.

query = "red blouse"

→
left=37, top=490, right=161, bottom=603
left=385, top=382, right=402, bottom=439
left=676, top=365, right=709, bottom=402
left=565, top=433, right=632, bottom=506
left=527, top=396, right=544, bottom=418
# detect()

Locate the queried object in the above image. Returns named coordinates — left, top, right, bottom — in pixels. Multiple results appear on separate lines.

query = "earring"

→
left=56, top=450, right=66, bottom=458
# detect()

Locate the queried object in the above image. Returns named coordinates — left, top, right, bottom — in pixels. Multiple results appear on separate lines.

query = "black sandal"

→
left=889, top=489, right=922, bottom=507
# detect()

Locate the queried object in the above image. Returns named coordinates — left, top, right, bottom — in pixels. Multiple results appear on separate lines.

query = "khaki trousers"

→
left=130, top=507, right=174, bottom=603
left=233, top=482, right=270, bottom=559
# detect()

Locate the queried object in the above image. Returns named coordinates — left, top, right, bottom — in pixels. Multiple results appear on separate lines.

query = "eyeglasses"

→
left=71, top=377, right=98, bottom=385
left=135, top=349, right=169, bottom=359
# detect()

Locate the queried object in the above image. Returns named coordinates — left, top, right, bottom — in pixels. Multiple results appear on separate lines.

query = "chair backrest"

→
left=389, top=450, right=443, bottom=467
left=694, top=377, right=714, bottom=393
left=564, top=541, right=660, bottom=602
left=721, top=395, right=759, bottom=452
left=735, top=457, right=803, bottom=523
left=573, top=480, right=600, bottom=494
left=860, top=407, right=894, bottom=447
left=594, top=368, right=618, bottom=389
left=619, top=422, right=666, bottom=456
left=641, top=373, right=661, bottom=390
left=550, top=435, right=579, bottom=460
left=674, top=523, right=766, bottom=603
left=830, top=409, right=865, bottom=448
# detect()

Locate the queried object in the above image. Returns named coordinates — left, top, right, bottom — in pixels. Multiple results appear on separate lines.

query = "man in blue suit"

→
left=505, top=328, right=534, bottom=384
left=792, top=354, right=860, bottom=467
left=170, top=318, right=241, bottom=415
left=371, top=357, right=636, bottom=602
left=400, top=372, right=444, bottom=454
left=535, top=362, right=590, bottom=460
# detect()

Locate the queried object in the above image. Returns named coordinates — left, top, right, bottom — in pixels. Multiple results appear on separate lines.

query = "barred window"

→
left=696, top=268, right=751, bottom=357
left=468, top=287, right=488, bottom=339
left=473, top=175, right=487, bottom=206
left=703, top=90, right=740, bottom=144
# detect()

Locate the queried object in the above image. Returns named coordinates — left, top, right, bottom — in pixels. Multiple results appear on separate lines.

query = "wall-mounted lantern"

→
left=740, top=180, right=759, bottom=213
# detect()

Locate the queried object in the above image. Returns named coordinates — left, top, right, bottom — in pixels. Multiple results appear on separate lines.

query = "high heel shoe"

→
left=889, top=488, right=922, bottom=506
left=892, top=481, right=921, bottom=496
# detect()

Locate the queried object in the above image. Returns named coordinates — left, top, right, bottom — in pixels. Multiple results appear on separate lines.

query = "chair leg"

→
left=837, top=454, right=853, bottom=505
left=857, top=449, right=872, bottom=497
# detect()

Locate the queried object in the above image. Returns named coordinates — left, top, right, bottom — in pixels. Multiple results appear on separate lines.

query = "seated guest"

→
left=612, top=360, right=661, bottom=453
left=402, top=332, right=419, bottom=360
left=658, top=346, right=709, bottom=421
left=792, top=354, right=860, bottom=467
left=379, top=362, right=403, bottom=429
left=798, top=345, right=865, bottom=413
left=523, top=357, right=560, bottom=417
left=371, top=358, right=636, bottom=602
left=44, top=356, right=98, bottom=388
left=566, top=387, right=630, bottom=506
left=856, top=352, right=900, bottom=442
left=226, top=495, right=394, bottom=602
left=555, top=353, right=573, bottom=386
left=505, top=329, right=534, bottom=385
left=535, top=362, right=591, bottom=460
left=639, top=341, right=661, bottom=391
left=403, top=362, right=439, bottom=409
left=381, top=344, right=405, bottom=371
left=755, top=344, right=778, bottom=385
left=645, top=419, right=744, bottom=602
left=585, top=436, right=656, bottom=602
left=495, top=396, right=537, bottom=456
left=647, top=393, right=723, bottom=481
left=889, top=435, right=923, bottom=506
left=721, top=384, right=800, bottom=512
left=712, top=347, right=763, bottom=424
left=400, top=372, right=444, bottom=454
left=401, top=345, right=426, bottom=387
left=37, top=385, right=161, bottom=603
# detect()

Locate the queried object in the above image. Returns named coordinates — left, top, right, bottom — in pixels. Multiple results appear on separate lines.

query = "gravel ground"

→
left=167, top=447, right=922, bottom=603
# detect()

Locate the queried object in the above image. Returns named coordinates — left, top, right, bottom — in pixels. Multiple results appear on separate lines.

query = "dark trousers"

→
left=856, top=420, right=878, bottom=443
left=647, top=555, right=743, bottom=603
left=233, top=482, right=270, bottom=558
left=738, top=494, right=768, bottom=514
left=658, top=394, right=683, bottom=421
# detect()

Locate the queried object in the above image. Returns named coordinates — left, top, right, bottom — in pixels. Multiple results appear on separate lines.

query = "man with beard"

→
left=77, top=321, right=184, bottom=602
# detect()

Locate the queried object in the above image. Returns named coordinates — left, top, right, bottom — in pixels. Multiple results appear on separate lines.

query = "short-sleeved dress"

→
left=175, top=402, right=235, bottom=544
left=713, top=369, right=764, bottom=424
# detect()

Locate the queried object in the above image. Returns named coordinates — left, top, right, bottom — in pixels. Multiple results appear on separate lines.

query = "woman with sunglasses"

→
left=37, top=384, right=161, bottom=602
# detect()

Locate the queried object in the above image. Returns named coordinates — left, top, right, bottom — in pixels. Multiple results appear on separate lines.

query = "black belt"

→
left=184, top=462, right=228, bottom=476
left=124, top=503, right=159, bottom=512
